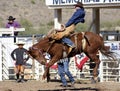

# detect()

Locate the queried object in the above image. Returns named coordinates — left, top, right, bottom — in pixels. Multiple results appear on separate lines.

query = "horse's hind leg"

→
left=88, top=54, right=100, bottom=83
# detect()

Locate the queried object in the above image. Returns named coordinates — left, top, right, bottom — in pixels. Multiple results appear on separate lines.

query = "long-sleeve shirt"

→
left=5, top=21, right=21, bottom=28
left=5, top=21, right=21, bottom=35
left=11, top=48, right=29, bottom=65
left=65, top=8, right=85, bottom=27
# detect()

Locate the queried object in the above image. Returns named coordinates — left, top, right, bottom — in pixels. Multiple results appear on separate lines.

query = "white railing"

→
left=99, top=59, right=120, bottom=82
left=0, top=28, right=25, bottom=36
left=0, top=43, right=2, bottom=81
left=1, top=44, right=9, bottom=80
left=0, top=37, right=34, bottom=81
left=99, top=41, right=120, bottom=82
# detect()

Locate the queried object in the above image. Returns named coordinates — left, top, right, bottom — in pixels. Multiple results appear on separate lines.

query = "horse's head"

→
left=28, top=45, right=47, bottom=65
left=28, top=37, right=51, bottom=65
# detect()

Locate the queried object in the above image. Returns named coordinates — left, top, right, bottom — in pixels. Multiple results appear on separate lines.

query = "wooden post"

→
left=92, top=8, right=100, bottom=34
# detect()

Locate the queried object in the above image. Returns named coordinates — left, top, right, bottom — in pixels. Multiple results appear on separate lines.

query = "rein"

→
left=31, top=40, right=54, bottom=60
left=46, top=40, right=55, bottom=53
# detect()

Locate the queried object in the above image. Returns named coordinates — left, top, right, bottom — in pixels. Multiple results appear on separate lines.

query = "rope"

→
left=46, top=40, right=55, bottom=53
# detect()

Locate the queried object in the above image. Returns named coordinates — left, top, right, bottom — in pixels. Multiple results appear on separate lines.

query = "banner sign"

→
left=104, top=41, right=120, bottom=58
left=75, top=52, right=90, bottom=70
left=46, top=0, right=120, bottom=6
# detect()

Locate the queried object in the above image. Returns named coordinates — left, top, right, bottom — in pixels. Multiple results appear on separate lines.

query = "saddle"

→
left=49, top=32, right=80, bottom=57
left=51, top=24, right=75, bottom=40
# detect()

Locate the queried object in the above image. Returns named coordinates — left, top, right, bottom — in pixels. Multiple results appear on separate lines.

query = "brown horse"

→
left=28, top=31, right=115, bottom=82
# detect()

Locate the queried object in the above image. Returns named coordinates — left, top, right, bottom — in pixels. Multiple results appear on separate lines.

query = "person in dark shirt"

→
left=11, top=42, right=29, bottom=83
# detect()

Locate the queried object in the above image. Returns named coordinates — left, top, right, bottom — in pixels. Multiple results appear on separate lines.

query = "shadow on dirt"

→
left=38, top=87, right=100, bottom=91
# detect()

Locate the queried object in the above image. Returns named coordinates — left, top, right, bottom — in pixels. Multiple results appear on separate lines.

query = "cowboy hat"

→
left=74, top=2, right=83, bottom=8
left=15, top=41, right=25, bottom=46
left=8, top=16, right=16, bottom=20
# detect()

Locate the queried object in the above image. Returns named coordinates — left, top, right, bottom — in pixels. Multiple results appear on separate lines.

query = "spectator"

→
left=5, top=16, right=21, bottom=36
left=4, top=16, right=21, bottom=42
left=11, top=42, right=29, bottom=83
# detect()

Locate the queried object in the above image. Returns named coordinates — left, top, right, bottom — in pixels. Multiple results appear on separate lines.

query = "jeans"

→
left=57, top=58, right=75, bottom=86
left=62, top=37, right=75, bottom=47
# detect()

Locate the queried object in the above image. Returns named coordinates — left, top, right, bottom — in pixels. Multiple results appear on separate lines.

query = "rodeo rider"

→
left=51, top=1, right=85, bottom=54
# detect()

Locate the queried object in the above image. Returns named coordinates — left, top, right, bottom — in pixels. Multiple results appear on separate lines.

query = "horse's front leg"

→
left=42, top=58, right=58, bottom=80
left=43, top=66, right=50, bottom=82
left=42, top=64, right=50, bottom=80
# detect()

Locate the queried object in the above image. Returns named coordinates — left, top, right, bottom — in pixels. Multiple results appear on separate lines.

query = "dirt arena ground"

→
left=0, top=80, right=120, bottom=91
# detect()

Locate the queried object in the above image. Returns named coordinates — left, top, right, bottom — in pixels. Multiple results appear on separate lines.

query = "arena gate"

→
left=0, top=37, right=36, bottom=81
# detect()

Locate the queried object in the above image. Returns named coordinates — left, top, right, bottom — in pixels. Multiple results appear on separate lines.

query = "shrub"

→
left=31, top=0, right=35, bottom=4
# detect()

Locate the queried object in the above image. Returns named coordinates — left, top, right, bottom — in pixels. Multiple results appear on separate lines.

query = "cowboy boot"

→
left=21, top=75, right=25, bottom=83
left=16, top=73, right=21, bottom=83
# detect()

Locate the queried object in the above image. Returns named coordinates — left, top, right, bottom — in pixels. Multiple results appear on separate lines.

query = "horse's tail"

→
left=100, top=37, right=116, bottom=61
left=100, top=46, right=114, bottom=59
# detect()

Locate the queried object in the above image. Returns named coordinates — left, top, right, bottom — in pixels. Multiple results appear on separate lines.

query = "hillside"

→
left=0, top=0, right=54, bottom=26
left=0, top=0, right=120, bottom=35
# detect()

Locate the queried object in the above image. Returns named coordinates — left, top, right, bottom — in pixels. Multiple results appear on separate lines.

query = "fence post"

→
left=32, top=34, right=35, bottom=79
left=118, top=62, right=120, bottom=82
left=0, top=42, right=2, bottom=81
left=99, top=52, right=103, bottom=82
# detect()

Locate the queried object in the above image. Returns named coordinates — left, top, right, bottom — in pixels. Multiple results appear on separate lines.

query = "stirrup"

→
left=68, top=47, right=73, bottom=54
left=50, top=40, right=55, bottom=43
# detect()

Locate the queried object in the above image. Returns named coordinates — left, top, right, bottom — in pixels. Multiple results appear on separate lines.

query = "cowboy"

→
left=11, top=41, right=29, bottom=83
left=5, top=16, right=21, bottom=36
left=57, top=58, right=75, bottom=87
left=51, top=2, right=85, bottom=54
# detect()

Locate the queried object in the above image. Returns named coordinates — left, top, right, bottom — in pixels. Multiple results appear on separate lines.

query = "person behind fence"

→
left=51, top=2, right=85, bottom=54
left=57, top=58, right=75, bottom=87
left=4, top=16, right=21, bottom=37
left=11, top=41, right=29, bottom=83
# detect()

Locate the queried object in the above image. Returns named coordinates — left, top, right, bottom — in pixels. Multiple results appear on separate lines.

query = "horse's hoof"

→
left=90, top=77, right=97, bottom=84
left=42, top=77, right=45, bottom=80
left=42, top=76, right=46, bottom=80
left=91, top=79, right=96, bottom=84
left=47, top=76, right=50, bottom=82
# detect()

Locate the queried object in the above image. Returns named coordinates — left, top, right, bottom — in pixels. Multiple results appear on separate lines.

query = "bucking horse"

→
left=28, top=31, right=115, bottom=83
